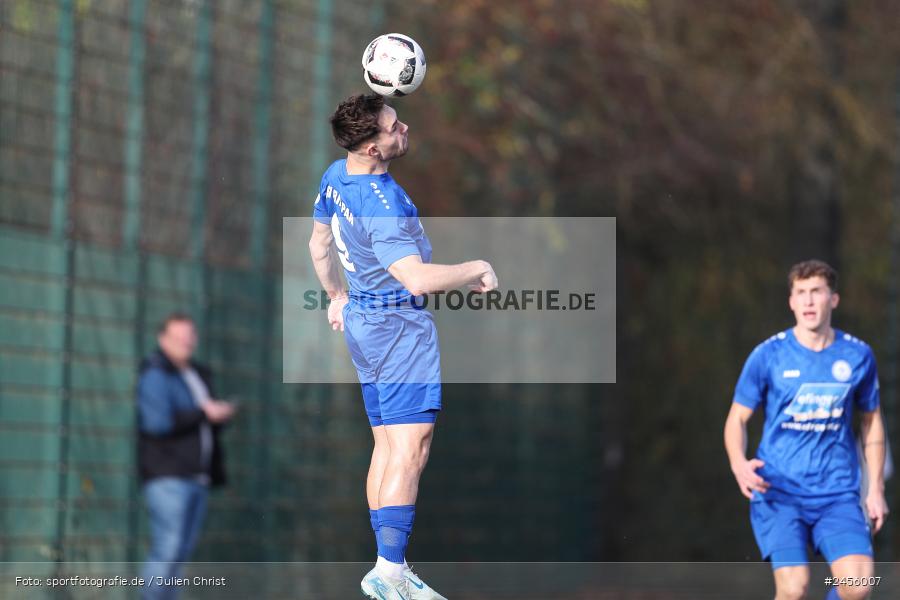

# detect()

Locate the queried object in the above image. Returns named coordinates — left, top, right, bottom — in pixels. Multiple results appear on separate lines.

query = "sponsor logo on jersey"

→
left=782, top=382, right=850, bottom=428
left=783, top=369, right=800, bottom=378
left=831, top=359, right=852, bottom=382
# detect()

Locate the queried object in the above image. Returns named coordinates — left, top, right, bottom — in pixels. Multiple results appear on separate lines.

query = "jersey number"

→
left=331, top=213, right=356, bottom=272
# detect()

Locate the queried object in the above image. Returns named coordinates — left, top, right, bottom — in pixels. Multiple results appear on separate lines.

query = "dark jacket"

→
left=136, top=349, right=226, bottom=487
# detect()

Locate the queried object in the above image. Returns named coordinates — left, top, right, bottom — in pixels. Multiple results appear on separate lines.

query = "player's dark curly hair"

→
left=788, top=259, right=838, bottom=292
left=330, top=94, right=385, bottom=150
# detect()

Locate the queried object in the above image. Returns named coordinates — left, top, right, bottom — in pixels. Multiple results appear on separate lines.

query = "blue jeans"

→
left=141, top=477, right=208, bottom=600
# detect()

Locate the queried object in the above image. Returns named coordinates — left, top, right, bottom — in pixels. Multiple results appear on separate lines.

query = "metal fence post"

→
left=190, top=0, right=213, bottom=338
left=884, top=66, right=900, bottom=560
left=51, top=0, right=76, bottom=570
left=124, top=0, right=148, bottom=564
left=252, top=0, right=276, bottom=564
left=310, top=0, right=333, bottom=185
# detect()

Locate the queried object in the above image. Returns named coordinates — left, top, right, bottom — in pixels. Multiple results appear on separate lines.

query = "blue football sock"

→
left=369, top=509, right=380, bottom=551
left=377, top=505, right=416, bottom=564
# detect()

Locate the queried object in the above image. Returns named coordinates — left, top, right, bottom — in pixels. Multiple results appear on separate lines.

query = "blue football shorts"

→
left=343, top=304, right=442, bottom=427
left=750, top=492, right=873, bottom=570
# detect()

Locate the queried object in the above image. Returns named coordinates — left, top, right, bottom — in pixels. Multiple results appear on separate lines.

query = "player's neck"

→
left=792, top=324, right=835, bottom=351
left=346, top=153, right=389, bottom=175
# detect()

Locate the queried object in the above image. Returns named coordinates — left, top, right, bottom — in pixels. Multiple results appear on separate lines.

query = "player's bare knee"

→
left=837, top=585, right=871, bottom=600
left=386, top=433, right=428, bottom=467
left=416, top=443, right=431, bottom=470
left=387, top=427, right=432, bottom=463
left=390, top=444, right=429, bottom=472
left=775, top=585, right=807, bottom=600
left=775, top=576, right=808, bottom=600
left=371, top=441, right=390, bottom=461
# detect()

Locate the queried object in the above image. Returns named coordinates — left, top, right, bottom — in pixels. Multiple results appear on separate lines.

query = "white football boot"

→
left=403, top=565, right=448, bottom=600
left=361, top=567, right=412, bottom=600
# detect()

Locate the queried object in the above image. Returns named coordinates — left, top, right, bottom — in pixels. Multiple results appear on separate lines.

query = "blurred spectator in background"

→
left=137, top=312, right=236, bottom=599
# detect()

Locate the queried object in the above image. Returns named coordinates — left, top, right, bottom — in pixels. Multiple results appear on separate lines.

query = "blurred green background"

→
left=1, top=0, right=899, bottom=570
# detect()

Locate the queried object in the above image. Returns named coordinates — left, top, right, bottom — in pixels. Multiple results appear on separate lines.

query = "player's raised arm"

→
left=860, top=408, right=889, bottom=532
left=309, top=220, right=349, bottom=331
left=724, top=402, right=769, bottom=499
left=388, top=254, right=498, bottom=296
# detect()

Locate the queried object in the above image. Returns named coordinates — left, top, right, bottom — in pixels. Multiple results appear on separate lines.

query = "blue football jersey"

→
left=313, top=159, right=432, bottom=305
left=734, top=328, right=880, bottom=500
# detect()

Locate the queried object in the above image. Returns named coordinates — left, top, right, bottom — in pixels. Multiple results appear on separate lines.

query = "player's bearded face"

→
left=380, top=126, right=408, bottom=160
left=788, top=276, right=839, bottom=331
left=379, top=133, right=407, bottom=160
left=375, top=107, right=408, bottom=160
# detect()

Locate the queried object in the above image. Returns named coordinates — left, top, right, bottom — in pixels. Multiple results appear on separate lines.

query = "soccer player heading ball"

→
left=308, top=94, right=498, bottom=600
left=724, top=260, right=888, bottom=600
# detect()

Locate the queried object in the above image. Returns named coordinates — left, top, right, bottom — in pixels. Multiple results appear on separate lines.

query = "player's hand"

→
left=731, top=458, right=770, bottom=500
left=468, top=261, right=498, bottom=293
left=328, top=295, right=349, bottom=332
left=866, top=489, right=889, bottom=534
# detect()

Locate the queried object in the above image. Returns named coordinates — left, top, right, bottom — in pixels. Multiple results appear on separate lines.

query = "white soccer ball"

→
left=362, top=33, right=426, bottom=97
